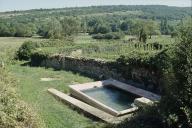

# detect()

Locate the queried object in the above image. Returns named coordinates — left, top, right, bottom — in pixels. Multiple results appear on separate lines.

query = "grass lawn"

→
left=0, top=37, right=46, bottom=63
left=0, top=37, right=105, bottom=128
left=0, top=37, right=46, bottom=52
left=1, top=35, right=174, bottom=128
left=38, top=34, right=175, bottom=61
left=8, top=63, right=105, bottom=128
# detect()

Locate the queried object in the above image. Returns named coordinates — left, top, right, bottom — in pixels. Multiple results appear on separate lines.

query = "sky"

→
left=0, top=0, right=191, bottom=12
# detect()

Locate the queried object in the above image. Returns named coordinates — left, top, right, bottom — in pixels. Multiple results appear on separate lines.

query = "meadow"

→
left=0, top=22, right=190, bottom=128
left=0, top=4, right=191, bottom=128
left=0, top=37, right=46, bottom=64
left=0, top=37, right=108, bottom=128
left=36, top=34, right=175, bottom=61
left=0, top=34, right=173, bottom=127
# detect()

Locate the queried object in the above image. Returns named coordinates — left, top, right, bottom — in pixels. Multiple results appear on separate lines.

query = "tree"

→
left=161, top=17, right=192, bottom=128
left=46, top=18, right=63, bottom=39
left=160, top=18, right=172, bottom=35
left=120, top=22, right=129, bottom=31
left=133, top=20, right=160, bottom=43
left=0, top=23, right=11, bottom=36
left=146, top=20, right=160, bottom=39
left=60, top=17, right=80, bottom=37
left=139, top=28, right=147, bottom=43
left=97, top=25, right=111, bottom=34
left=111, top=24, right=119, bottom=32
left=38, top=17, right=80, bottom=39
left=95, top=24, right=111, bottom=34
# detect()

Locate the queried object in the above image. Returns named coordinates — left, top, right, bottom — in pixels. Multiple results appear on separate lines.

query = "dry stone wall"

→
left=33, top=54, right=161, bottom=93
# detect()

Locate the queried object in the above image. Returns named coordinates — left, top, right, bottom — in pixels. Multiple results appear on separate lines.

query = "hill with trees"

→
left=0, top=5, right=191, bottom=40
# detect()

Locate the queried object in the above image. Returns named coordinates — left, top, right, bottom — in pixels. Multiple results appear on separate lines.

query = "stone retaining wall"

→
left=34, top=54, right=161, bottom=93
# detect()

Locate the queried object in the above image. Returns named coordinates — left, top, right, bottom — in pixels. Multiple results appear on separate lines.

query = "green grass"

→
left=0, top=37, right=46, bottom=63
left=0, top=35, right=175, bottom=127
left=0, top=37, right=105, bottom=128
left=146, top=35, right=175, bottom=45
left=36, top=34, right=175, bottom=60
left=8, top=63, right=105, bottom=128
left=0, top=37, right=46, bottom=52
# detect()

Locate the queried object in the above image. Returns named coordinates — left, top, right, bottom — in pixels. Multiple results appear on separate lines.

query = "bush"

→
left=92, top=33, right=104, bottom=39
left=17, top=41, right=40, bottom=60
left=92, top=32, right=124, bottom=40
left=160, top=18, right=192, bottom=128
left=115, top=50, right=171, bottom=92
left=152, top=42, right=163, bottom=50
left=0, top=68, right=44, bottom=128
left=30, top=50, right=49, bottom=66
left=113, top=106, right=165, bottom=128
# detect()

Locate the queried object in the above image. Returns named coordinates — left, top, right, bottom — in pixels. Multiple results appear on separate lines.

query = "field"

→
left=0, top=37, right=106, bottom=128
left=0, top=37, right=46, bottom=64
left=0, top=4, right=191, bottom=128
left=0, top=34, right=175, bottom=128
left=37, top=34, right=175, bottom=61
left=9, top=64, right=105, bottom=128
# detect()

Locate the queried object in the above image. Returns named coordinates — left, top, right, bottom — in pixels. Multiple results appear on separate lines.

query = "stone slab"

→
left=134, top=97, right=154, bottom=107
left=48, top=88, right=131, bottom=124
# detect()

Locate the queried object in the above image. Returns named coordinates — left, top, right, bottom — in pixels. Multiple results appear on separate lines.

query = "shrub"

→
left=152, top=42, right=163, bottom=50
left=160, top=18, right=192, bottom=128
left=113, top=106, right=165, bottom=128
left=171, top=31, right=178, bottom=38
left=115, top=50, right=171, bottom=92
left=92, top=32, right=124, bottom=40
left=0, top=68, right=44, bottom=128
left=30, top=50, right=49, bottom=66
left=92, top=33, right=104, bottom=39
left=17, top=41, right=40, bottom=60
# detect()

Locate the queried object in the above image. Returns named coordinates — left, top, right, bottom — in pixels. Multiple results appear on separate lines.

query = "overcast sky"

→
left=0, top=0, right=191, bottom=12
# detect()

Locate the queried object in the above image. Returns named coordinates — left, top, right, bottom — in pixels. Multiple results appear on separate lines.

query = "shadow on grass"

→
left=20, top=61, right=31, bottom=66
left=19, top=61, right=160, bottom=94
left=20, top=61, right=100, bottom=81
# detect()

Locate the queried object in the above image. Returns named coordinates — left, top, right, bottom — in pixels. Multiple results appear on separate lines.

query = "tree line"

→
left=0, top=5, right=190, bottom=41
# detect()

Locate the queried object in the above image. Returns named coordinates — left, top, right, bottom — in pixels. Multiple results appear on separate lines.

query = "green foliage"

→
left=60, top=17, right=80, bottom=37
left=0, top=68, right=44, bottom=128
left=1, top=5, right=190, bottom=39
left=0, top=22, right=36, bottom=37
left=45, top=18, right=63, bottom=39
left=92, top=24, right=111, bottom=34
left=160, top=17, right=192, bottom=128
left=160, top=18, right=174, bottom=35
left=0, top=23, right=14, bottom=37
left=116, top=49, right=170, bottom=74
left=14, top=23, right=34, bottom=37
left=131, top=20, right=160, bottom=43
left=113, top=106, right=165, bottom=128
left=139, top=28, right=148, bottom=43
left=8, top=63, right=105, bottom=128
left=17, top=41, right=40, bottom=60
left=120, top=21, right=129, bottom=31
left=92, top=32, right=124, bottom=40
left=38, top=17, right=80, bottom=39
left=30, top=50, right=49, bottom=66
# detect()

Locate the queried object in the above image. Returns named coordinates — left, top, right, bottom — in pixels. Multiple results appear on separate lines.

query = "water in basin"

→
left=82, top=85, right=139, bottom=111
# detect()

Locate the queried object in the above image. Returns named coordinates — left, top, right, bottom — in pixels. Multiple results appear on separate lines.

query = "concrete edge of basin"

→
left=69, top=79, right=152, bottom=116
left=48, top=88, right=132, bottom=124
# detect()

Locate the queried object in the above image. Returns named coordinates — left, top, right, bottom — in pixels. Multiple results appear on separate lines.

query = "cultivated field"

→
left=35, top=34, right=175, bottom=60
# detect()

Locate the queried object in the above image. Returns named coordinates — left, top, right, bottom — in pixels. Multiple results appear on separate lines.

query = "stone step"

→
left=48, top=88, right=131, bottom=124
